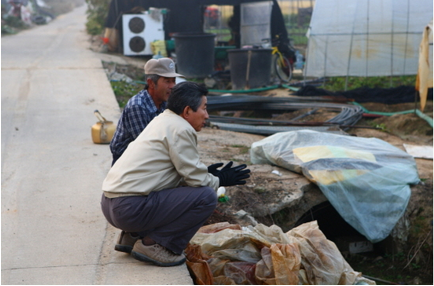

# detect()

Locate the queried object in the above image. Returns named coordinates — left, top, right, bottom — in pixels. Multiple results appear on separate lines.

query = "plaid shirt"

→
left=110, top=89, right=167, bottom=160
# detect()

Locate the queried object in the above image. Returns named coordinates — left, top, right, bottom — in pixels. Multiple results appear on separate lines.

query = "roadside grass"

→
left=323, top=75, right=417, bottom=91
left=110, top=81, right=144, bottom=108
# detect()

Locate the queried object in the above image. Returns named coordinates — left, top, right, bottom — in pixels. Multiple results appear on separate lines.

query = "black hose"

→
left=207, top=95, right=363, bottom=134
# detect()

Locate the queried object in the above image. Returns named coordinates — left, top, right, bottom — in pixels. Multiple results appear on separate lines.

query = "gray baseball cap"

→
left=144, top=58, right=183, bottom=77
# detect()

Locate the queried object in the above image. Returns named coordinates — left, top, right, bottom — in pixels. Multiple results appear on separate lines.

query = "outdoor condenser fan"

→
left=127, top=16, right=146, bottom=53
left=122, top=13, right=165, bottom=56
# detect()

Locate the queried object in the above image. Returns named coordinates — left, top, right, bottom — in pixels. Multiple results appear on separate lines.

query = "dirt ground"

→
left=197, top=95, right=433, bottom=285
left=92, top=38, right=433, bottom=283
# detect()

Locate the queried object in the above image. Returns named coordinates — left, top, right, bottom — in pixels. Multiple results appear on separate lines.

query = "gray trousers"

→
left=101, top=186, right=217, bottom=254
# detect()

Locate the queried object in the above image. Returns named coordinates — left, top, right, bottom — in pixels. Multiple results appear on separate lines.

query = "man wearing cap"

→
left=101, top=81, right=251, bottom=267
left=110, top=57, right=183, bottom=165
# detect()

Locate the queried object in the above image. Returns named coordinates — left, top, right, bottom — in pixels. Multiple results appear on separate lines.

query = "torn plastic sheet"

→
left=187, top=221, right=375, bottom=285
left=250, top=130, right=420, bottom=243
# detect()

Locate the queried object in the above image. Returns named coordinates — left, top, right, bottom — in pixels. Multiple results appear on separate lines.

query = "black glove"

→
left=217, top=162, right=251, bottom=186
left=207, top=162, right=224, bottom=176
left=207, top=161, right=233, bottom=176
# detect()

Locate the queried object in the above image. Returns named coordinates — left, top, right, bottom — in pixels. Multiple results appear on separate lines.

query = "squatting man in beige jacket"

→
left=101, top=81, right=251, bottom=267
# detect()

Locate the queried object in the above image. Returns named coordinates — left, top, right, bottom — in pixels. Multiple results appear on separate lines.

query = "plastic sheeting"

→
left=415, top=19, right=433, bottom=112
left=187, top=221, right=375, bottom=285
left=250, top=130, right=420, bottom=243
left=305, top=0, right=433, bottom=77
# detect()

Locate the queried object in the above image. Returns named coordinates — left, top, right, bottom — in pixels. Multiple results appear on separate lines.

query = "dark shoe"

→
left=115, top=231, right=139, bottom=254
left=131, top=240, right=186, bottom=267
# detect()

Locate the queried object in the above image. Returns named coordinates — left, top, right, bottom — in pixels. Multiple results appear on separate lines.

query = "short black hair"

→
left=167, top=81, right=208, bottom=115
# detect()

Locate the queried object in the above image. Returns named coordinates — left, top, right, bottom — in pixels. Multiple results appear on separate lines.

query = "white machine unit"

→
left=122, top=13, right=165, bottom=56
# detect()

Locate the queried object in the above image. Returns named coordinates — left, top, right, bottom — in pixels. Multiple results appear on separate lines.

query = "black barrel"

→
left=228, top=48, right=272, bottom=90
left=173, top=32, right=216, bottom=78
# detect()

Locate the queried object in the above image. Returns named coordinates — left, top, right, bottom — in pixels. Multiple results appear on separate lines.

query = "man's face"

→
left=153, top=77, right=176, bottom=103
left=186, top=96, right=209, bottom=132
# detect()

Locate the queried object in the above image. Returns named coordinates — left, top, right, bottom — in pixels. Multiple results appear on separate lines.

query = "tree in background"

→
left=85, top=0, right=110, bottom=35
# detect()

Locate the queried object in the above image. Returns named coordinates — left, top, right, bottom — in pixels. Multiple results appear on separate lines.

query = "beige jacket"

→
left=102, top=109, right=220, bottom=198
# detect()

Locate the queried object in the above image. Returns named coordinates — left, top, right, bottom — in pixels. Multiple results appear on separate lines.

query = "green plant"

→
left=1, top=24, right=16, bottom=35
left=411, top=263, right=421, bottom=269
left=323, top=76, right=417, bottom=91
left=396, top=252, right=405, bottom=261
left=205, top=28, right=231, bottom=42
left=2, top=15, right=28, bottom=29
left=287, top=13, right=311, bottom=26
left=374, top=123, right=388, bottom=132
left=85, top=0, right=110, bottom=35
left=254, top=186, right=266, bottom=193
left=230, top=144, right=250, bottom=154
left=86, top=17, right=104, bottom=35
left=110, top=81, right=142, bottom=108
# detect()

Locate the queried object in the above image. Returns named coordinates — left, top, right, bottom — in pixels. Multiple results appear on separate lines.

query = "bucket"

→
left=91, top=110, right=116, bottom=144
left=173, top=32, right=216, bottom=78
left=227, top=48, right=272, bottom=90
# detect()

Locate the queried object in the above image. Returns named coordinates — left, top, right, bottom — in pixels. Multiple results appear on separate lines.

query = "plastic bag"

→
left=250, top=130, right=419, bottom=242
left=287, top=221, right=364, bottom=285
left=255, top=244, right=301, bottom=285
left=151, top=40, right=167, bottom=57
left=187, top=222, right=375, bottom=285
left=185, top=244, right=213, bottom=285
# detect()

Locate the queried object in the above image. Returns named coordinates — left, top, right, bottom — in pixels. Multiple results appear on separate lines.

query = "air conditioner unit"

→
left=122, top=13, right=165, bottom=56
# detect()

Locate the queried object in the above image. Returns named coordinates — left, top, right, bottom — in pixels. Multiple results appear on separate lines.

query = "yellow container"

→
left=92, top=110, right=116, bottom=144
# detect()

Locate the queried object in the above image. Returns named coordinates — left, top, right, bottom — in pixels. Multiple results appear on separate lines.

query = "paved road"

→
left=1, top=5, right=192, bottom=284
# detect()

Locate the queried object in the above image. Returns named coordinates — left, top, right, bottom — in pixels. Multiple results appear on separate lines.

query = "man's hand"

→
left=216, top=162, right=251, bottom=186
left=207, top=163, right=224, bottom=175
left=207, top=161, right=233, bottom=176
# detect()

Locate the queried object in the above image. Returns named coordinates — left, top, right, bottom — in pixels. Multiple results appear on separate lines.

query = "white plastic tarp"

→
left=304, top=0, right=434, bottom=77
left=250, top=130, right=420, bottom=243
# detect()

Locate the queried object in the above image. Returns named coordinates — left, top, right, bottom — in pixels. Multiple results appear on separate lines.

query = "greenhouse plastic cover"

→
left=250, top=130, right=420, bottom=242
left=304, top=0, right=433, bottom=77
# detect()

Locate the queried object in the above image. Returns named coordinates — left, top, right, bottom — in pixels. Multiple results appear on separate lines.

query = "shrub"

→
left=85, top=0, right=110, bottom=35
left=323, top=76, right=417, bottom=91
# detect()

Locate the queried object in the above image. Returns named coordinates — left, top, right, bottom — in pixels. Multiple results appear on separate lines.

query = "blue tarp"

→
left=250, top=130, right=420, bottom=243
